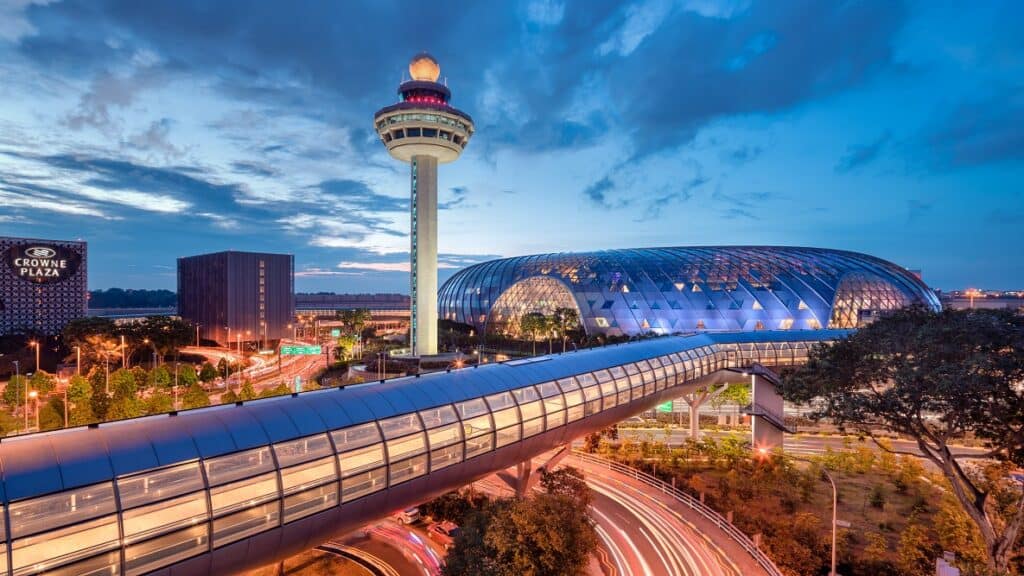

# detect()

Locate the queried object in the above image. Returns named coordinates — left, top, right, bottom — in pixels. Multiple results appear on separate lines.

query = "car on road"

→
left=392, top=507, right=421, bottom=524
left=426, top=521, right=461, bottom=550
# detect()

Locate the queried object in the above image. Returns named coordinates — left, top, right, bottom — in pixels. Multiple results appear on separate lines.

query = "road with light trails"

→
left=566, top=455, right=748, bottom=576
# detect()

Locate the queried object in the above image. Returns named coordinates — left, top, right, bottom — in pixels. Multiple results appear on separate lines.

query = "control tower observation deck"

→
left=374, top=53, right=474, bottom=357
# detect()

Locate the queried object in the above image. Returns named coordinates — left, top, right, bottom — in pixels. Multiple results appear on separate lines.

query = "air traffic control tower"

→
left=374, top=53, right=474, bottom=356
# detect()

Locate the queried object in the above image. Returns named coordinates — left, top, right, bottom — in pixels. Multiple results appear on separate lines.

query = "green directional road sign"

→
left=330, top=329, right=341, bottom=338
left=281, top=345, right=321, bottom=356
left=656, top=401, right=673, bottom=413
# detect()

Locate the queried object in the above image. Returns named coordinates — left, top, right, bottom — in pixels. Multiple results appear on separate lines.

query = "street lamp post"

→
left=173, top=361, right=180, bottom=410
left=28, top=390, right=38, bottom=432
left=121, top=334, right=126, bottom=369
left=759, top=448, right=838, bottom=576
left=63, top=378, right=68, bottom=428
left=74, top=345, right=81, bottom=376
left=29, top=340, right=39, bottom=372
left=12, top=360, right=20, bottom=430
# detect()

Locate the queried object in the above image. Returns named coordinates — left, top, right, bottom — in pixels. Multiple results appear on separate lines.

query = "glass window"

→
left=485, top=391, right=516, bottom=411
left=512, top=386, right=540, bottom=404
left=389, top=454, right=428, bottom=485
left=209, top=471, right=279, bottom=517
left=379, top=413, right=423, bottom=440
left=204, top=447, right=274, bottom=487
left=125, top=524, right=207, bottom=576
left=594, top=369, right=612, bottom=383
left=406, top=127, right=422, bottom=137
left=522, top=417, right=544, bottom=438
left=599, top=378, right=617, bottom=406
left=463, top=414, right=494, bottom=459
left=456, top=398, right=488, bottom=419
left=8, top=482, right=117, bottom=539
left=122, top=491, right=208, bottom=544
left=339, top=443, right=385, bottom=476
left=387, top=432, right=426, bottom=462
left=274, top=434, right=333, bottom=468
left=576, top=372, right=598, bottom=387
left=118, top=462, right=204, bottom=510
left=428, top=423, right=462, bottom=449
left=280, top=456, right=336, bottom=494
left=430, top=444, right=462, bottom=471
left=26, top=550, right=119, bottom=576
left=491, top=406, right=519, bottom=430
left=419, top=405, right=458, bottom=428
left=332, top=422, right=381, bottom=453
left=342, top=467, right=387, bottom=502
left=283, top=483, right=337, bottom=524
left=11, top=514, right=119, bottom=576
left=212, top=500, right=279, bottom=548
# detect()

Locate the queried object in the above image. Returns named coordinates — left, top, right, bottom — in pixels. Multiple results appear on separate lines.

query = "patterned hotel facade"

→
left=0, top=236, right=87, bottom=336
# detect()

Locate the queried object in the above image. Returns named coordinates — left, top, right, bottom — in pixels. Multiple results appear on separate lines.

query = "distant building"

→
left=0, top=236, right=87, bottom=335
left=939, top=293, right=1024, bottom=313
left=295, top=293, right=410, bottom=335
left=177, top=251, right=294, bottom=347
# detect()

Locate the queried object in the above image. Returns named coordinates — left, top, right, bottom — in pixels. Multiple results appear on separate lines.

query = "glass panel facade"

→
left=342, top=467, right=387, bottom=502
left=274, top=433, right=333, bottom=468
left=280, top=456, right=336, bottom=494
left=379, top=413, right=423, bottom=439
left=462, top=413, right=494, bottom=459
left=118, top=462, right=204, bottom=510
left=209, top=471, right=279, bottom=517
left=9, top=482, right=117, bottom=538
left=283, top=483, right=338, bottom=523
left=331, top=422, right=382, bottom=452
left=212, top=500, right=279, bottom=548
left=12, top=514, right=119, bottom=576
left=125, top=524, right=207, bottom=576
left=122, top=492, right=207, bottom=544
left=389, top=454, right=428, bottom=485
left=387, top=432, right=427, bottom=462
left=419, top=405, right=458, bottom=428
left=204, top=447, right=274, bottom=487
left=339, top=443, right=386, bottom=477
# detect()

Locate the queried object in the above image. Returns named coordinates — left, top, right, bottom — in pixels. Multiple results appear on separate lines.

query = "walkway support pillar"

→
left=751, top=373, right=784, bottom=451
left=682, top=383, right=729, bottom=441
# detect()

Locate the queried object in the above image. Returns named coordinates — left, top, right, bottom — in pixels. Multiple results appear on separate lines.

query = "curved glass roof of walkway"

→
left=0, top=330, right=848, bottom=576
left=438, top=246, right=939, bottom=337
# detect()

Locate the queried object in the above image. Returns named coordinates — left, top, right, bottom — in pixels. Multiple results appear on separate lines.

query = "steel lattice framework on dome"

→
left=438, top=246, right=940, bottom=337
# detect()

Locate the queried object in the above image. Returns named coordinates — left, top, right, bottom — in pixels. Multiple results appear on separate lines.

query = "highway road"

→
left=614, top=427, right=991, bottom=459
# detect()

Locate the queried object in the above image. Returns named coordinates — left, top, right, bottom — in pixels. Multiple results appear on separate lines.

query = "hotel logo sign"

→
left=4, top=243, right=82, bottom=284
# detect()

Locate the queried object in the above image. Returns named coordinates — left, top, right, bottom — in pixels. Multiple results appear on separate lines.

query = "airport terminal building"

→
left=438, top=246, right=940, bottom=337
left=0, top=236, right=87, bottom=335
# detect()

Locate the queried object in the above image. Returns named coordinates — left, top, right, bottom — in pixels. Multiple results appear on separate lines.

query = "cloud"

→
left=722, top=145, right=762, bottom=165
left=0, top=0, right=55, bottom=42
left=126, top=118, right=185, bottom=160
left=525, top=0, right=565, bottom=27
left=583, top=176, right=615, bottom=207
left=295, top=267, right=364, bottom=277
left=599, top=0, right=676, bottom=57
left=64, top=66, right=168, bottom=133
left=835, top=132, right=891, bottom=173
left=925, top=90, right=1024, bottom=167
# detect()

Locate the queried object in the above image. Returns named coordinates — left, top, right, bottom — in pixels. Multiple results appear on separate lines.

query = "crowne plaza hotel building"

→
left=0, top=236, right=88, bottom=335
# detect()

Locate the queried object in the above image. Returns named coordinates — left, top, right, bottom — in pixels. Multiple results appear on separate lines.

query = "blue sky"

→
left=0, top=0, right=1021, bottom=292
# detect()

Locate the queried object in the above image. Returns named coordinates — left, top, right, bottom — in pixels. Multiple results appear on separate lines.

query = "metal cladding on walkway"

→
left=0, top=330, right=848, bottom=576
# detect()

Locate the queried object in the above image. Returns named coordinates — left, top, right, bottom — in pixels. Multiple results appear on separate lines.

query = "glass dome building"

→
left=438, top=246, right=940, bottom=337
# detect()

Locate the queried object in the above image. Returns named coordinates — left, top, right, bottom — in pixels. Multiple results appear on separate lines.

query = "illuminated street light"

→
left=28, top=390, right=39, bottom=430
left=28, top=340, right=39, bottom=372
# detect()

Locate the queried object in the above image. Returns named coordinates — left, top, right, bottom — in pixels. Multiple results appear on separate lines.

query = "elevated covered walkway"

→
left=0, top=330, right=847, bottom=576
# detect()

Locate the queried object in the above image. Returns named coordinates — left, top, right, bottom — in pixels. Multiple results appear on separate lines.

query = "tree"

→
left=442, top=506, right=503, bottom=576
left=66, top=374, right=95, bottom=426
left=181, top=383, right=211, bottom=409
left=486, top=493, right=598, bottom=576
left=144, top=390, right=174, bottom=415
left=258, top=383, right=291, bottom=399
left=337, top=308, right=372, bottom=335
left=335, top=334, right=358, bottom=360
left=2, top=375, right=28, bottom=411
left=175, top=364, right=198, bottom=388
left=130, top=366, right=149, bottom=392
left=148, top=365, right=171, bottom=390
left=552, top=307, right=580, bottom=353
left=518, top=312, right=550, bottom=356
left=238, top=380, right=257, bottom=401
left=198, top=362, right=217, bottom=383
left=107, top=368, right=141, bottom=420
left=539, top=466, right=592, bottom=507
left=61, top=317, right=117, bottom=369
left=782, top=307, right=1024, bottom=573
left=39, top=398, right=64, bottom=431
left=29, top=371, right=55, bottom=395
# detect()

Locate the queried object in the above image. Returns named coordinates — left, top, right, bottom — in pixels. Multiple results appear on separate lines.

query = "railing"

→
left=570, top=450, right=786, bottom=576
left=743, top=402, right=795, bottom=433
left=318, top=541, right=402, bottom=576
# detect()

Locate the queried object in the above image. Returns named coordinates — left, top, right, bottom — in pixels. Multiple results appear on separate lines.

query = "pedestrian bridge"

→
left=0, top=330, right=847, bottom=576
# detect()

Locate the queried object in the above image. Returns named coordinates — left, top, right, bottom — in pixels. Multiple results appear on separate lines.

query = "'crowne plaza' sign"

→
left=4, top=243, right=82, bottom=284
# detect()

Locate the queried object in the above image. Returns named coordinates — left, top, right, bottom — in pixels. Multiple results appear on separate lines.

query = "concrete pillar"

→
left=410, top=155, right=438, bottom=356
left=751, top=374, right=785, bottom=450
left=688, top=403, right=700, bottom=440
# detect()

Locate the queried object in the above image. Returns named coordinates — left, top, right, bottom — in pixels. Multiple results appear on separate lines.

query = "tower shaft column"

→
left=411, top=155, right=439, bottom=356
